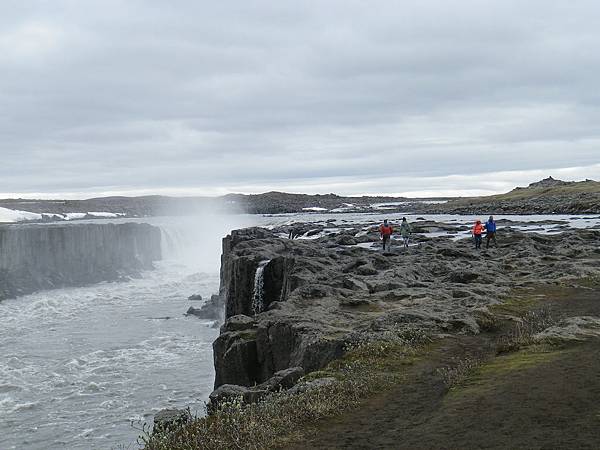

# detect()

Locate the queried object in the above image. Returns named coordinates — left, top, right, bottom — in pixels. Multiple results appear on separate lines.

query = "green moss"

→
left=448, top=346, right=566, bottom=398
left=489, top=295, right=541, bottom=316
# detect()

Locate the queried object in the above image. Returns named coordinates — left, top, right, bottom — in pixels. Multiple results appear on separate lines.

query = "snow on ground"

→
left=0, top=207, right=42, bottom=223
left=0, top=208, right=125, bottom=223
left=63, top=213, right=87, bottom=220
left=87, top=212, right=123, bottom=218
left=302, top=207, right=329, bottom=212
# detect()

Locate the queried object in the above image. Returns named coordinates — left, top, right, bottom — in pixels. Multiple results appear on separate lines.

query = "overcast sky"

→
left=1, top=1, right=599, bottom=198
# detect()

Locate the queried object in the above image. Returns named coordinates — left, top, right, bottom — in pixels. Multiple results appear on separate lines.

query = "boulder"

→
left=356, top=264, right=378, bottom=276
left=188, top=294, right=203, bottom=301
left=448, top=271, right=479, bottom=284
left=185, top=294, right=224, bottom=322
left=257, top=367, right=305, bottom=392
left=222, top=315, right=256, bottom=332
left=153, top=408, right=191, bottom=435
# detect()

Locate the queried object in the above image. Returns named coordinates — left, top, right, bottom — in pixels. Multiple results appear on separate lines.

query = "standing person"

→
left=484, top=215, right=498, bottom=248
left=472, top=219, right=484, bottom=250
left=399, top=217, right=412, bottom=249
left=379, top=219, right=393, bottom=252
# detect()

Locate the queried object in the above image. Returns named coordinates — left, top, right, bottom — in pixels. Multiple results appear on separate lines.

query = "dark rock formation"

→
left=208, top=367, right=305, bottom=411
left=211, top=222, right=600, bottom=397
left=186, top=294, right=225, bottom=322
left=0, top=222, right=161, bottom=301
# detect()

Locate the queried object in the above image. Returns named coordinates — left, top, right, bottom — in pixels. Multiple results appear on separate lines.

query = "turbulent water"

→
left=0, top=214, right=257, bottom=450
left=1, top=211, right=599, bottom=449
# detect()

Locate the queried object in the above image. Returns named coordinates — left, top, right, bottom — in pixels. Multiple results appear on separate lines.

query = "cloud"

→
left=1, top=0, right=599, bottom=198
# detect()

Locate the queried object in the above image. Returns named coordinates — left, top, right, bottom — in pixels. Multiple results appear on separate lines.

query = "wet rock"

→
left=185, top=294, right=225, bottom=322
left=188, top=294, right=203, bottom=301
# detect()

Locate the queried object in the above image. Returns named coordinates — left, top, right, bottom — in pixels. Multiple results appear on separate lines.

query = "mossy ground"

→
left=141, top=279, right=600, bottom=449
left=289, top=280, right=600, bottom=449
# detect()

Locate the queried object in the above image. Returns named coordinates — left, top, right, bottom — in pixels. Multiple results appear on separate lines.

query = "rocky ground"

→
left=287, top=283, right=600, bottom=450
left=149, top=216, right=600, bottom=449
left=211, top=219, right=600, bottom=394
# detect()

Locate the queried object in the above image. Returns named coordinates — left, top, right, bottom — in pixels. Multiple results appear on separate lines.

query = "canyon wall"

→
left=0, top=222, right=161, bottom=300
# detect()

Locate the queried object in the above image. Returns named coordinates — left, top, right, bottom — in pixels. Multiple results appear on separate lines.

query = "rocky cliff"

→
left=0, top=222, right=161, bottom=300
left=212, top=222, right=600, bottom=393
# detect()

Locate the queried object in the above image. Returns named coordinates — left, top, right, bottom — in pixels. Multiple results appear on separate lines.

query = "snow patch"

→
left=0, top=207, right=42, bottom=223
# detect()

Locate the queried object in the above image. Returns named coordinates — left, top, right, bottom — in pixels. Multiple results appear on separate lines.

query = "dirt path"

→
left=288, top=285, right=600, bottom=450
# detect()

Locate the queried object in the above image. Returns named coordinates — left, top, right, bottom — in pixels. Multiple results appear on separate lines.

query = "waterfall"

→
left=0, top=222, right=162, bottom=301
left=252, top=260, right=270, bottom=315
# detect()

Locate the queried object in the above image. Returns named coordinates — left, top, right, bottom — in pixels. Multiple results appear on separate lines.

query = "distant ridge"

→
left=525, top=176, right=575, bottom=189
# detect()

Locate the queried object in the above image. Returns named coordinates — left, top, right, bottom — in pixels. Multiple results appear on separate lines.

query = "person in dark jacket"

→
left=484, top=215, right=497, bottom=248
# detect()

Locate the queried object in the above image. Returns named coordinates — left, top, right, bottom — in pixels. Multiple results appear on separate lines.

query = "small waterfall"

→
left=252, top=260, right=270, bottom=315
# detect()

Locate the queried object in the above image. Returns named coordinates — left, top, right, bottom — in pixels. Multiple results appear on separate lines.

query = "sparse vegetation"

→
left=141, top=329, right=432, bottom=450
left=496, top=308, right=556, bottom=353
left=438, top=357, right=484, bottom=389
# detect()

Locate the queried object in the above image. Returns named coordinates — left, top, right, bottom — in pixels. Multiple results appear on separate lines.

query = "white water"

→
left=0, top=211, right=598, bottom=449
left=0, top=214, right=258, bottom=450
left=251, top=260, right=271, bottom=315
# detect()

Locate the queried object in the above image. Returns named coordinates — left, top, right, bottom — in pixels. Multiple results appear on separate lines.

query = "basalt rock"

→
left=212, top=224, right=600, bottom=396
left=0, top=222, right=161, bottom=301
left=186, top=294, right=225, bottom=322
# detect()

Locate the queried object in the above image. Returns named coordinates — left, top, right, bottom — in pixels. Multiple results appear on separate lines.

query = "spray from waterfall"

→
left=252, top=260, right=270, bottom=315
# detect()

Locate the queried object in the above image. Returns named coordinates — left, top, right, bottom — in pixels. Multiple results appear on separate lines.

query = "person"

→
left=472, top=219, right=484, bottom=249
left=399, top=217, right=412, bottom=249
left=484, top=215, right=498, bottom=248
left=379, top=219, right=393, bottom=252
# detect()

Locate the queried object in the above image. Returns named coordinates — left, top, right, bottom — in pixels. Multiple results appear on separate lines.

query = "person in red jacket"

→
left=472, top=219, right=484, bottom=249
left=379, top=219, right=393, bottom=252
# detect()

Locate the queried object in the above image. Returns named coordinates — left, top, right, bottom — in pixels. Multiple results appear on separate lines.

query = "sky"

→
left=1, top=0, right=599, bottom=199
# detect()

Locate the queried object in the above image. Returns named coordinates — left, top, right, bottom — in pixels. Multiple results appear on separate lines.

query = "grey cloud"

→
left=1, top=0, right=599, bottom=197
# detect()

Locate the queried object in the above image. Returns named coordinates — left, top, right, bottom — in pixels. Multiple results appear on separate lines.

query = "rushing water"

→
left=0, top=214, right=257, bottom=450
left=1, top=212, right=599, bottom=449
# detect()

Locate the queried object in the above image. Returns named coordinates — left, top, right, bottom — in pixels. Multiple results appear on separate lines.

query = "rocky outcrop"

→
left=212, top=222, right=600, bottom=394
left=208, top=367, right=305, bottom=410
left=153, top=408, right=192, bottom=435
left=186, top=294, right=225, bottom=322
left=0, top=222, right=161, bottom=300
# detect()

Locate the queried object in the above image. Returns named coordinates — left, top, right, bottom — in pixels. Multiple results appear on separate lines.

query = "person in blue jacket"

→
left=484, top=215, right=497, bottom=248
